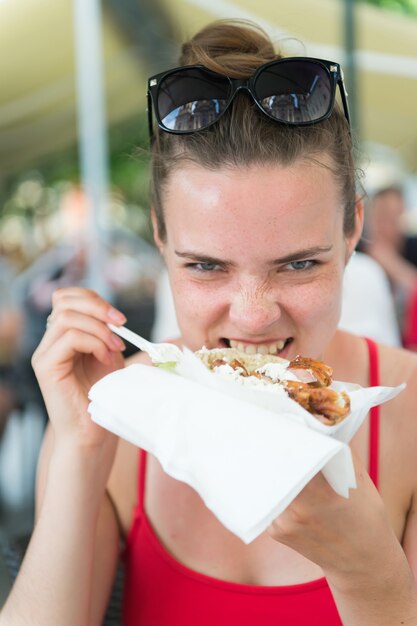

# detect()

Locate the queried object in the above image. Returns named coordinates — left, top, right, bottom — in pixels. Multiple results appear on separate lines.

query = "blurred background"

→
left=0, top=0, right=417, bottom=604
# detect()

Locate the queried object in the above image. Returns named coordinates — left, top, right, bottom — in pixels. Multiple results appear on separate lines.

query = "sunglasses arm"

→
left=338, top=78, right=351, bottom=128
left=147, top=91, right=154, bottom=141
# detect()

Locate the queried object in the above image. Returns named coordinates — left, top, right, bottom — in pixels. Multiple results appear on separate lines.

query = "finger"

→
left=33, top=327, right=116, bottom=379
left=37, top=309, right=126, bottom=357
left=52, top=287, right=102, bottom=306
left=48, top=291, right=126, bottom=328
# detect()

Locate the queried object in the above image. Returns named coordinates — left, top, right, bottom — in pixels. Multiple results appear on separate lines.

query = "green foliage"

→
left=107, top=113, right=150, bottom=204
left=361, top=0, right=417, bottom=16
left=0, top=112, right=150, bottom=215
left=0, top=113, right=153, bottom=261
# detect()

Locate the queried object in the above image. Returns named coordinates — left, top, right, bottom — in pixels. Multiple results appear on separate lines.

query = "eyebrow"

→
left=175, top=245, right=333, bottom=266
left=270, top=245, right=333, bottom=264
left=175, top=250, right=233, bottom=266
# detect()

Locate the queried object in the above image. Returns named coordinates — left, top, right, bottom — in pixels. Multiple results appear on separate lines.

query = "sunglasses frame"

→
left=147, top=57, right=350, bottom=139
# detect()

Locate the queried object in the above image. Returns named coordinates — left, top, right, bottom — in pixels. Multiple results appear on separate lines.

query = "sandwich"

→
left=195, top=348, right=350, bottom=426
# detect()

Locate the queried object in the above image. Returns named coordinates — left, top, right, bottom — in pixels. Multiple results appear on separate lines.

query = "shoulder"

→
left=378, top=342, right=417, bottom=388
left=325, top=331, right=416, bottom=391
left=377, top=344, right=417, bottom=423
left=332, top=329, right=417, bottom=388
left=376, top=345, right=417, bottom=511
left=376, top=344, right=417, bottom=474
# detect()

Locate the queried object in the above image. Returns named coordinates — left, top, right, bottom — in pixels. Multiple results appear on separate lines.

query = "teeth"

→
left=229, top=339, right=286, bottom=354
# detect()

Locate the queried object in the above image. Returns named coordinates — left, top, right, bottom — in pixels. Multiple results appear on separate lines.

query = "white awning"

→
left=1, top=0, right=416, bottom=175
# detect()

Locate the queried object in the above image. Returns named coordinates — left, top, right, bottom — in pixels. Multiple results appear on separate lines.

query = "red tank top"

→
left=122, top=337, right=380, bottom=625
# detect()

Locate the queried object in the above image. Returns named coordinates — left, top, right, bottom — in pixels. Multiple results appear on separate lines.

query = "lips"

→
left=227, top=338, right=290, bottom=355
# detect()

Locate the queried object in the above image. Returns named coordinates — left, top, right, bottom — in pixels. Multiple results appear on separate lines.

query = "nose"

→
left=228, top=280, right=281, bottom=334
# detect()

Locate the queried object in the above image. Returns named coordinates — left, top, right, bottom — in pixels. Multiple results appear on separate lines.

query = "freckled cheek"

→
left=171, top=279, right=229, bottom=323
left=312, top=287, right=342, bottom=328
left=284, top=279, right=342, bottom=329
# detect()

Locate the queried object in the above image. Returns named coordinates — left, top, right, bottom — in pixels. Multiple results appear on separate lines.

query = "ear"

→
left=151, top=208, right=165, bottom=255
left=345, top=195, right=364, bottom=262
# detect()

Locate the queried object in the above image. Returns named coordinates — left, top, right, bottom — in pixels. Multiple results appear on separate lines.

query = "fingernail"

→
left=108, top=307, right=126, bottom=323
left=111, top=335, right=126, bottom=350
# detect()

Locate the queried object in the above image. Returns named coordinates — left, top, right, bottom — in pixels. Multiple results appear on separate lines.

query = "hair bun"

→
left=179, top=19, right=278, bottom=78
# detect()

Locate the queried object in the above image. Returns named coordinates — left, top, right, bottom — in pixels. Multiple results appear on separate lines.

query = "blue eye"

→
left=197, top=263, right=219, bottom=271
left=187, top=262, right=223, bottom=273
left=287, top=260, right=315, bottom=271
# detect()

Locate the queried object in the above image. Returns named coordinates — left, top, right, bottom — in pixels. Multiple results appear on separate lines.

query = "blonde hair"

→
left=150, top=20, right=356, bottom=242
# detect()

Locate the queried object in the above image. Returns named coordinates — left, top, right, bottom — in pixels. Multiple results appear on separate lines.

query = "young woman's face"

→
left=155, top=159, right=361, bottom=359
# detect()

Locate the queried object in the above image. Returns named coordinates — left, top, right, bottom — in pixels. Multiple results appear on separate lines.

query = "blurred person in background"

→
left=0, top=187, right=158, bottom=520
left=0, top=191, right=92, bottom=521
left=363, top=186, right=417, bottom=347
left=0, top=252, right=22, bottom=437
left=10, top=185, right=160, bottom=423
left=10, top=187, right=93, bottom=423
left=338, top=250, right=401, bottom=346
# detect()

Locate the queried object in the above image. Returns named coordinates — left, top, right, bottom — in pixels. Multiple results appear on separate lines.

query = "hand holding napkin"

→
left=88, top=329, right=404, bottom=543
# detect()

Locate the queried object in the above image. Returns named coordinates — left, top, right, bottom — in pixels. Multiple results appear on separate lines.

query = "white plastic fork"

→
left=108, top=323, right=182, bottom=363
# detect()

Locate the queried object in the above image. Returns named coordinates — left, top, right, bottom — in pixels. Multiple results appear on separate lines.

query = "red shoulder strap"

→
left=138, top=449, right=148, bottom=511
left=364, top=337, right=380, bottom=488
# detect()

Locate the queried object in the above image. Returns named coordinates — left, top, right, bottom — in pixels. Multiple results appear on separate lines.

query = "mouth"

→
left=221, top=337, right=293, bottom=355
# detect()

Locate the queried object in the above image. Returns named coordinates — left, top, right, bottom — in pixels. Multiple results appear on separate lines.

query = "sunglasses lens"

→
left=156, top=68, right=231, bottom=132
left=254, top=61, right=333, bottom=123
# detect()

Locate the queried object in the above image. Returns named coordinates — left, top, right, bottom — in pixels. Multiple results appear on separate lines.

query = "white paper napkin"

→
left=88, top=331, right=404, bottom=543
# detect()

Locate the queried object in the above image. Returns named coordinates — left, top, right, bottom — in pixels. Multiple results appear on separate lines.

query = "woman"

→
left=1, top=20, right=417, bottom=626
left=364, top=186, right=417, bottom=348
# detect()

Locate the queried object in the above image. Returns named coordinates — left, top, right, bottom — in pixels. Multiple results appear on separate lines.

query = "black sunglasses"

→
left=147, top=57, right=350, bottom=138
